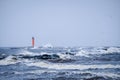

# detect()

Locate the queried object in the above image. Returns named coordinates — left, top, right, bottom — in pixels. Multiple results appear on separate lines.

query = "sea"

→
left=0, top=46, right=120, bottom=80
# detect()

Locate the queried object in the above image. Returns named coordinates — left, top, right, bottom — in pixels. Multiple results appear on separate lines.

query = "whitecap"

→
left=75, top=50, right=90, bottom=57
left=57, top=53, right=71, bottom=59
left=42, top=43, right=53, bottom=48
left=89, top=72, right=120, bottom=78
left=94, top=47, right=120, bottom=54
left=104, top=47, right=120, bottom=53
left=26, top=61, right=120, bottom=70
left=18, top=50, right=40, bottom=56
left=0, top=56, right=19, bottom=65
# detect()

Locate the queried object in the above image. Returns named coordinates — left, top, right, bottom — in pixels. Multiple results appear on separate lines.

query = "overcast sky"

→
left=0, top=0, right=120, bottom=47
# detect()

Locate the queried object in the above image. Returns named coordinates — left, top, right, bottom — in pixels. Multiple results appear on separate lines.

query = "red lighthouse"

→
left=32, top=37, right=35, bottom=47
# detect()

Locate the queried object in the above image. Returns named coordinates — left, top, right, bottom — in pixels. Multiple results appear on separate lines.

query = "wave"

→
left=0, top=56, right=19, bottom=65
left=18, top=50, right=40, bottom=56
left=42, top=43, right=53, bottom=48
left=1, top=47, right=120, bottom=65
left=101, top=47, right=120, bottom=53
left=25, top=61, right=120, bottom=70
left=14, top=69, right=120, bottom=79
left=57, top=53, right=72, bottom=59
left=18, top=49, right=73, bottom=60
left=29, top=46, right=40, bottom=49
left=0, top=54, right=7, bottom=60
left=75, top=47, right=120, bottom=57
left=75, top=50, right=90, bottom=57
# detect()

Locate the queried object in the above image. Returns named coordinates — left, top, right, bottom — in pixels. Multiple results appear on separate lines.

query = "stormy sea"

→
left=0, top=46, right=120, bottom=80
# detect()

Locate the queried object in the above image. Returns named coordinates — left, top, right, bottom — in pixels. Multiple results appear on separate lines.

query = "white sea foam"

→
left=104, top=47, right=120, bottom=53
left=67, top=71, right=120, bottom=78
left=76, top=47, right=120, bottom=57
left=75, top=50, right=90, bottom=57
left=15, top=69, right=120, bottom=78
left=88, top=71, right=120, bottom=78
left=30, top=46, right=39, bottom=49
left=0, top=56, right=37, bottom=65
left=17, top=70, right=57, bottom=75
left=39, top=52, right=51, bottom=55
left=94, top=47, right=120, bottom=54
left=18, top=50, right=39, bottom=56
left=42, top=43, right=53, bottom=48
left=72, top=71, right=120, bottom=78
left=0, top=56, right=19, bottom=65
left=57, top=53, right=71, bottom=59
left=26, top=61, right=120, bottom=70
left=38, top=52, right=72, bottom=59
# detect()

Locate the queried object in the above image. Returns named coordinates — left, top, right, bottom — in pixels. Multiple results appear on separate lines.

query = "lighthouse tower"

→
left=32, top=37, right=35, bottom=47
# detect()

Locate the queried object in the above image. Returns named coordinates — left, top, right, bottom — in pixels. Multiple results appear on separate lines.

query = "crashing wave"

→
left=104, top=47, right=120, bottom=53
left=0, top=56, right=19, bottom=65
left=93, top=47, right=120, bottom=54
left=42, top=43, right=53, bottom=48
left=26, top=61, right=120, bottom=70
left=18, top=50, right=40, bottom=56
left=76, top=47, right=120, bottom=57
left=75, top=50, right=90, bottom=57
left=30, top=46, right=39, bottom=49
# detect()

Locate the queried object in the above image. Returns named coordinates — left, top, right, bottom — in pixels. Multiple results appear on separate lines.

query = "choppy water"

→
left=0, top=46, right=120, bottom=80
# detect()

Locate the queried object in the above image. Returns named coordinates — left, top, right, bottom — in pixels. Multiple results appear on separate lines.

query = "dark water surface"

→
left=0, top=47, right=120, bottom=80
